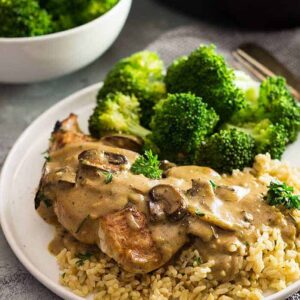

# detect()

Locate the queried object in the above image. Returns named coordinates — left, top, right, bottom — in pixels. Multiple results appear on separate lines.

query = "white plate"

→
left=0, top=83, right=300, bottom=300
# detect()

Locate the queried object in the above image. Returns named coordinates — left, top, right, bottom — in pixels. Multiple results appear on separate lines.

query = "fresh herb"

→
left=209, top=180, right=217, bottom=189
left=265, top=181, right=300, bottom=210
left=75, top=215, right=89, bottom=233
left=131, top=150, right=163, bottom=179
left=102, top=171, right=113, bottom=184
left=42, top=150, right=51, bottom=162
left=193, top=256, right=202, bottom=265
left=75, top=252, right=92, bottom=266
left=35, top=191, right=52, bottom=208
left=61, top=272, right=66, bottom=278
left=195, top=209, right=205, bottom=217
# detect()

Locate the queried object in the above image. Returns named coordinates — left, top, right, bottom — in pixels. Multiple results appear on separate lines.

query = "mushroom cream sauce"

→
left=37, top=138, right=297, bottom=284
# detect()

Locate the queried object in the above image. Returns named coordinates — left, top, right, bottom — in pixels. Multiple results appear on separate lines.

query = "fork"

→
left=232, top=43, right=300, bottom=101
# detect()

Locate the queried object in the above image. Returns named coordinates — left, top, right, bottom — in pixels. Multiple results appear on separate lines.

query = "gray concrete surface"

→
left=0, top=0, right=190, bottom=299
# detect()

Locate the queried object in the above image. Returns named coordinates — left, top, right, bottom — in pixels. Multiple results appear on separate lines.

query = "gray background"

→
left=0, top=0, right=299, bottom=299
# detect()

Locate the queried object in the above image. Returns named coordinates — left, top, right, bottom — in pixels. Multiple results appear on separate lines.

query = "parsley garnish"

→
left=193, top=256, right=202, bottom=265
left=102, top=171, right=113, bottom=184
left=265, top=181, right=300, bottom=210
left=131, top=150, right=162, bottom=179
left=75, top=253, right=92, bottom=266
left=195, top=209, right=205, bottom=217
left=209, top=180, right=217, bottom=189
left=42, top=150, right=51, bottom=162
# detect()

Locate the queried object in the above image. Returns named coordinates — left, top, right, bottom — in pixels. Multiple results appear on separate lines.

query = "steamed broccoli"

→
left=150, top=93, right=219, bottom=164
left=195, top=128, right=256, bottom=174
left=41, top=0, right=119, bottom=31
left=258, top=76, right=300, bottom=143
left=0, top=0, right=52, bottom=37
left=88, top=92, right=150, bottom=139
left=165, top=45, right=245, bottom=121
left=97, top=51, right=166, bottom=127
left=224, top=120, right=288, bottom=159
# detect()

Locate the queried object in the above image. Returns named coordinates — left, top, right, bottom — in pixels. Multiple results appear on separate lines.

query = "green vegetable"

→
left=230, top=76, right=300, bottom=144
left=165, top=44, right=245, bottom=121
left=150, top=93, right=219, bottom=164
left=102, top=171, right=113, bottom=184
left=131, top=150, right=162, bottom=179
left=193, top=256, right=203, bottom=265
left=97, top=51, right=166, bottom=127
left=265, top=181, right=300, bottom=210
left=258, top=76, right=300, bottom=143
left=41, top=0, right=119, bottom=31
left=195, top=128, right=255, bottom=174
left=224, top=120, right=288, bottom=160
left=88, top=92, right=151, bottom=139
left=195, top=209, right=205, bottom=217
left=75, top=252, right=92, bottom=266
left=0, top=0, right=52, bottom=37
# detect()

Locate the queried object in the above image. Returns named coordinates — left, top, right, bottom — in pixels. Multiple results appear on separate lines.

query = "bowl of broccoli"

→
left=0, top=0, right=132, bottom=83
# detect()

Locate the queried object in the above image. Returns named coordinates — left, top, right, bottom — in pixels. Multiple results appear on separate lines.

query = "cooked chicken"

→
left=36, top=114, right=297, bottom=277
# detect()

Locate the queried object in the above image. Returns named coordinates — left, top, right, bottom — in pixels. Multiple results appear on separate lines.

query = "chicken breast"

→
left=98, top=207, right=162, bottom=273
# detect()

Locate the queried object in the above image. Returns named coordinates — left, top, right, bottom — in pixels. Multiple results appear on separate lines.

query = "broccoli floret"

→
left=165, top=45, right=245, bottom=121
left=224, top=120, right=288, bottom=160
left=41, top=0, right=119, bottom=31
left=88, top=92, right=150, bottom=139
left=195, top=128, right=255, bottom=173
left=131, top=150, right=162, bottom=179
left=258, top=76, right=300, bottom=143
left=265, top=181, right=300, bottom=210
left=97, top=51, right=166, bottom=127
left=0, top=0, right=52, bottom=37
left=150, top=93, right=219, bottom=164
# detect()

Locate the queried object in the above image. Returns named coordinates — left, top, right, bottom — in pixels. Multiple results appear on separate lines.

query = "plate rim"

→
left=0, top=82, right=299, bottom=300
left=0, top=83, right=101, bottom=300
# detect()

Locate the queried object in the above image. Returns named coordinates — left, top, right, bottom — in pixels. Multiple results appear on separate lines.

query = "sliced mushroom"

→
left=49, top=167, right=76, bottom=186
left=159, top=160, right=177, bottom=178
left=215, top=185, right=249, bottom=202
left=101, top=134, right=143, bottom=153
left=78, top=149, right=128, bottom=173
left=149, top=184, right=187, bottom=222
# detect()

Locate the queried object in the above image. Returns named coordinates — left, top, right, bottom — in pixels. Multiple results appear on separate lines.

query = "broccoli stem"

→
left=127, top=121, right=151, bottom=140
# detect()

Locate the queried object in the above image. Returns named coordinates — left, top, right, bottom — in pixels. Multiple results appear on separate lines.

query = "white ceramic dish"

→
left=0, top=0, right=131, bottom=84
left=0, top=83, right=300, bottom=300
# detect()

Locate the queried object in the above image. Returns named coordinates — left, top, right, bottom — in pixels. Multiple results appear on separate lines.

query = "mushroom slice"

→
left=78, top=149, right=128, bottom=173
left=101, top=134, right=143, bottom=153
left=149, top=184, right=187, bottom=222
left=98, top=207, right=162, bottom=273
left=48, top=167, right=76, bottom=186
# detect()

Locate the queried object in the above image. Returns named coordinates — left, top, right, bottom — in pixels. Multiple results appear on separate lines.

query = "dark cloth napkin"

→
left=147, top=22, right=300, bottom=300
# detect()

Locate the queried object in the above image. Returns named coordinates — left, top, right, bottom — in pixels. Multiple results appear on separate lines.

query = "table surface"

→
left=0, top=1, right=192, bottom=299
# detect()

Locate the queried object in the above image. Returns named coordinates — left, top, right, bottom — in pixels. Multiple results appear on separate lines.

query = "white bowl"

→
left=0, top=0, right=131, bottom=83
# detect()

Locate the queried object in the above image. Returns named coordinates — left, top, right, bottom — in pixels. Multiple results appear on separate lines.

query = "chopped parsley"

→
left=75, top=252, right=92, bottom=266
left=193, top=256, right=202, bottom=265
left=195, top=209, right=205, bottom=217
left=265, top=181, right=300, bottom=210
left=131, top=150, right=162, bottom=179
left=209, top=180, right=217, bottom=189
left=42, top=150, right=51, bottom=162
left=102, top=171, right=113, bottom=184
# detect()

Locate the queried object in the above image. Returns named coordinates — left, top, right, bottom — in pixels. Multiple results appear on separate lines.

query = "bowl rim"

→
left=0, top=0, right=130, bottom=43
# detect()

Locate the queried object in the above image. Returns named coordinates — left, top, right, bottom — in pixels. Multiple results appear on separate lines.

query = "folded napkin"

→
left=147, top=22, right=300, bottom=77
left=147, top=22, right=300, bottom=300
